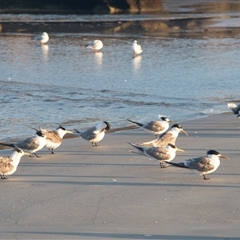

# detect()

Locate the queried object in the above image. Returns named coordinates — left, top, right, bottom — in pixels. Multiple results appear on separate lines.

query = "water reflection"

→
left=41, top=44, right=49, bottom=61
left=133, top=55, right=142, bottom=72
left=94, top=52, right=103, bottom=65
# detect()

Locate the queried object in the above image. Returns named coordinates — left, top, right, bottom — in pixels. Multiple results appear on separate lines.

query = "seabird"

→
left=129, top=142, right=184, bottom=168
left=227, top=103, right=240, bottom=117
left=34, top=32, right=49, bottom=44
left=166, top=150, right=229, bottom=180
left=39, top=126, right=73, bottom=154
left=0, top=147, right=31, bottom=179
left=142, top=124, right=188, bottom=147
left=74, top=121, right=110, bottom=146
left=85, top=40, right=103, bottom=52
left=133, top=40, right=143, bottom=57
left=0, top=131, right=47, bottom=158
left=127, top=117, right=172, bottom=138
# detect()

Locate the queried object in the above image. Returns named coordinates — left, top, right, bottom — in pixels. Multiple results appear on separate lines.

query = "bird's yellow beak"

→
left=67, top=130, right=74, bottom=134
left=176, top=147, right=185, bottom=152
left=181, top=129, right=188, bottom=136
left=24, top=152, right=32, bottom=156
left=220, top=154, right=229, bottom=160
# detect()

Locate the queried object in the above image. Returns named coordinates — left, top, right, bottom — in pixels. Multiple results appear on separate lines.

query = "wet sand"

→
left=0, top=112, right=240, bottom=239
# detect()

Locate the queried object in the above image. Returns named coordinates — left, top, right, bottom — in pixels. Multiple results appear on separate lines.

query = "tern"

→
left=34, top=32, right=49, bottom=44
left=39, top=126, right=74, bottom=154
left=74, top=121, right=110, bottom=146
left=133, top=40, right=143, bottom=57
left=142, top=124, right=188, bottom=147
left=0, top=131, right=46, bottom=158
left=86, top=40, right=103, bottom=52
left=127, top=117, right=171, bottom=138
left=129, top=142, right=184, bottom=168
left=0, top=147, right=31, bottom=179
left=227, top=103, right=240, bottom=117
left=166, top=150, right=229, bottom=180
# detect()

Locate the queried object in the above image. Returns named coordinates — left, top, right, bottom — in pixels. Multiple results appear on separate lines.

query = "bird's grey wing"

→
left=80, top=127, right=96, bottom=141
left=155, top=132, right=175, bottom=146
left=16, top=137, right=39, bottom=150
left=186, top=157, right=215, bottom=172
left=144, top=121, right=163, bottom=132
left=45, top=131, right=62, bottom=143
left=0, top=156, right=14, bottom=173
left=145, top=147, right=170, bottom=160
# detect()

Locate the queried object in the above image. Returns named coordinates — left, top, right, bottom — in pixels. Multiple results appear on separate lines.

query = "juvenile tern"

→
left=34, top=32, right=49, bottom=44
left=166, top=150, right=229, bottom=180
left=129, top=142, right=184, bottom=168
left=86, top=40, right=103, bottom=52
left=127, top=117, right=171, bottom=138
left=133, top=40, right=143, bottom=57
left=74, top=121, right=110, bottom=146
left=39, top=126, right=73, bottom=154
left=142, top=124, right=188, bottom=147
left=227, top=103, right=240, bottom=117
left=0, top=147, right=31, bottom=179
left=0, top=131, right=46, bottom=158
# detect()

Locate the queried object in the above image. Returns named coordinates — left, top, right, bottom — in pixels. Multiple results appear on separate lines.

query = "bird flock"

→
left=0, top=105, right=234, bottom=181
left=33, top=32, right=143, bottom=57
left=0, top=32, right=235, bottom=180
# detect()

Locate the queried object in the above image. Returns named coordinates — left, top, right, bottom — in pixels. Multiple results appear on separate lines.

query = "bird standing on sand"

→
left=74, top=121, right=110, bottom=146
left=133, top=40, right=143, bottom=57
left=86, top=40, right=103, bottom=52
left=142, top=124, right=188, bottom=147
left=34, top=32, right=49, bottom=44
left=166, top=150, right=229, bottom=180
left=227, top=103, right=240, bottom=117
left=0, top=131, right=46, bottom=158
left=129, top=142, right=184, bottom=168
left=0, top=147, right=31, bottom=179
left=127, top=117, right=172, bottom=138
left=39, top=126, right=73, bottom=154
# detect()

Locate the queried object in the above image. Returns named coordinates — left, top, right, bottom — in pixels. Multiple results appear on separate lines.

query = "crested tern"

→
left=129, top=142, right=184, bottom=168
left=127, top=117, right=171, bottom=138
left=34, top=32, right=49, bottom=44
left=39, top=126, right=73, bottom=154
left=0, top=131, right=47, bottom=158
left=166, top=150, right=229, bottom=180
left=227, top=103, right=240, bottom=117
left=0, top=147, right=31, bottom=179
left=86, top=40, right=103, bottom=52
left=74, top=121, right=110, bottom=146
left=142, top=124, right=188, bottom=147
left=133, top=40, right=143, bottom=57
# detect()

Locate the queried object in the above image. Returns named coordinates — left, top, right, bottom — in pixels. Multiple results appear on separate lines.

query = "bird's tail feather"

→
left=127, top=119, right=143, bottom=127
left=0, top=142, right=15, bottom=148
left=166, top=161, right=189, bottom=169
left=128, top=142, right=145, bottom=153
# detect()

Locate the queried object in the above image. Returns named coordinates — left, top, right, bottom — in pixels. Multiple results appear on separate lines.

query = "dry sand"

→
left=0, top=113, right=240, bottom=239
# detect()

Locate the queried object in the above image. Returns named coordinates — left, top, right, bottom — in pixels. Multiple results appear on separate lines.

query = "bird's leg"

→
left=160, top=162, right=167, bottom=168
left=1, top=175, right=7, bottom=180
left=33, top=153, right=41, bottom=158
left=203, top=174, right=210, bottom=180
left=92, top=142, right=98, bottom=147
left=51, top=148, right=54, bottom=154
left=155, top=134, right=158, bottom=138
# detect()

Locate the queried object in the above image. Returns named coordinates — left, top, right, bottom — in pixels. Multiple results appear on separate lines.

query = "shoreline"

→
left=1, top=112, right=240, bottom=239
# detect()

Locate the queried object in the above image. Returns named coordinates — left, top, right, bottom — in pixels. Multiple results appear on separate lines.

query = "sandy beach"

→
left=0, top=112, right=240, bottom=239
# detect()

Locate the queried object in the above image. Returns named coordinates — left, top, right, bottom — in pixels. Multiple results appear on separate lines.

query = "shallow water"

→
left=0, top=23, right=240, bottom=140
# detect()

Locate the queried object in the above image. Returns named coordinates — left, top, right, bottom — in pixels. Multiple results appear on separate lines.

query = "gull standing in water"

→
left=39, top=126, right=73, bottom=154
left=129, top=142, right=184, bottom=168
left=166, top=150, right=229, bottom=180
left=0, top=147, right=31, bottom=179
left=133, top=40, right=143, bottom=57
left=34, top=32, right=49, bottom=44
left=127, top=117, right=172, bottom=138
left=0, top=131, right=46, bottom=158
left=74, top=121, right=110, bottom=146
left=85, top=40, right=103, bottom=53
left=142, top=124, right=188, bottom=147
left=227, top=103, right=240, bottom=117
